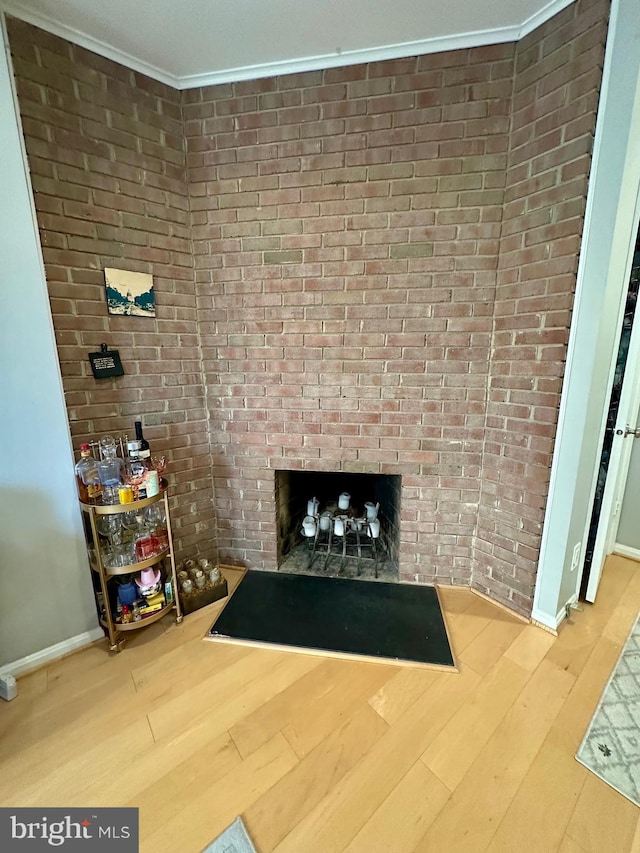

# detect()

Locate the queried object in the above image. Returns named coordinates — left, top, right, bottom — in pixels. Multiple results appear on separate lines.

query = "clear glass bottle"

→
left=97, top=436, right=124, bottom=503
left=75, top=444, right=102, bottom=504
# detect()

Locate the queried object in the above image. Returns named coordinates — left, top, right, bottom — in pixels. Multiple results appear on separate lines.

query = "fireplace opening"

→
left=275, top=470, right=401, bottom=581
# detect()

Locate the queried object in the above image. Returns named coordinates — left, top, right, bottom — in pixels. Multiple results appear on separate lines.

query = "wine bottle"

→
left=126, top=438, right=147, bottom=501
left=132, top=422, right=159, bottom=498
left=134, top=420, right=150, bottom=460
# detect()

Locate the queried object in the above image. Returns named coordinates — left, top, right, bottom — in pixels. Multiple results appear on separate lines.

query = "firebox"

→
left=275, top=470, right=401, bottom=581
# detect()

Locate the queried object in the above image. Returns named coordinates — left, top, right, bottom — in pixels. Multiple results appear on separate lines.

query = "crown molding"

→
left=0, top=0, right=177, bottom=86
left=520, top=0, right=575, bottom=37
left=1, top=0, right=576, bottom=91
left=176, top=27, right=522, bottom=90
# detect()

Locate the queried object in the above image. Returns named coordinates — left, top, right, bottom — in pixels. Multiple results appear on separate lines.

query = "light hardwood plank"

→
left=446, top=596, right=499, bottom=655
left=147, top=648, right=320, bottom=742
left=484, top=737, right=586, bottom=853
left=0, top=673, right=142, bottom=786
left=481, top=603, right=640, bottom=853
left=125, top=730, right=241, bottom=819
left=549, top=638, right=629, bottom=755
left=273, top=665, right=481, bottom=853
left=435, top=586, right=478, bottom=615
left=457, top=616, right=525, bottom=676
left=140, top=732, right=298, bottom=853
left=230, top=658, right=389, bottom=759
left=545, top=558, right=634, bottom=678
left=630, top=813, right=640, bottom=853
left=244, top=702, right=388, bottom=852
left=565, top=773, right=638, bottom=853
left=558, top=837, right=589, bottom=853
left=1, top=718, right=154, bottom=807
left=601, top=563, right=640, bottom=645
left=280, top=661, right=395, bottom=758
left=0, top=668, right=47, bottom=736
left=412, top=659, right=575, bottom=853
left=503, top=622, right=557, bottom=671
left=421, top=657, right=530, bottom=791
left=131, top=640, right=251, bottom=703
left=367, top=666, right=446, bottom=725
left=343, top=759, right=450, bottom=853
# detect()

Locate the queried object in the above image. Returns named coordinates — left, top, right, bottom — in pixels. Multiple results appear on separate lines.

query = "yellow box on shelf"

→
left=139, top=601, right=165, bottom=616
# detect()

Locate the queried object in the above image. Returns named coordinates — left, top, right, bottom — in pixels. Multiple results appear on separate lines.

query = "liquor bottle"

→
left=75, top=444, right=102, bottom=504
left=134, top=421, right=150, bottom=460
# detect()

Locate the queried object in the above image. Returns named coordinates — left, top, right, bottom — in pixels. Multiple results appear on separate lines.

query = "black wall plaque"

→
left=88, top=343, right=124, bottom=379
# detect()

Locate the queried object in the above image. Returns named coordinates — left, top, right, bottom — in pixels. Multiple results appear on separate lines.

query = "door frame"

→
left=587, top=188, right=640, bottom=600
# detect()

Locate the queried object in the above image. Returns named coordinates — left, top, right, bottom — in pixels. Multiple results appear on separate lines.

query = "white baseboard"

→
left=531, top=592, right=578, bottom=634
left=530, top=606, right=561, bottom=632
left=613, top=544, right=640, bottom=562
left=1, top=628, right=104, bottom=679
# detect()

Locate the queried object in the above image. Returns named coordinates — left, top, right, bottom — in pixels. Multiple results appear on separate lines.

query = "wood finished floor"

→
left=1, top=555, right=639, bottom=853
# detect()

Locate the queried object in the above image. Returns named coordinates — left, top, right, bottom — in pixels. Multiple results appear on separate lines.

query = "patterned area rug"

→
left=576, top=613, right=640, bottom=806
left=200, top=817, right=257, bottom=853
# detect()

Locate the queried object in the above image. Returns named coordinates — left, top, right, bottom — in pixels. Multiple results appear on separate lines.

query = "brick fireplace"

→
left=8, top=0, right=610, bottom=617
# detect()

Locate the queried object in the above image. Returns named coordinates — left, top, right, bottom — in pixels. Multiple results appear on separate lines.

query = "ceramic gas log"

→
left=275, top=470, right=401, bottom=581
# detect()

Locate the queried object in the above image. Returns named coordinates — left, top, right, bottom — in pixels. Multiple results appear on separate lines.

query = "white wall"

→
left=0, top=17, right=99, bottom=670
left=532, top=0, right=640, bottom=629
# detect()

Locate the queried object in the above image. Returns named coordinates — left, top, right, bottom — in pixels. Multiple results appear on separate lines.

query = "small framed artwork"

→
left=104, top=268, right=155, bottom=317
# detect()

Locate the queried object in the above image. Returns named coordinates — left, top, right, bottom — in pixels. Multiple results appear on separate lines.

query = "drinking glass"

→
left=97, top=514, right=122, bottom=551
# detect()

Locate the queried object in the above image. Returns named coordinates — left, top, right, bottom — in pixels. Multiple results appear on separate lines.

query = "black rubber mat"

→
left=209, top=571, right=455, bottom=667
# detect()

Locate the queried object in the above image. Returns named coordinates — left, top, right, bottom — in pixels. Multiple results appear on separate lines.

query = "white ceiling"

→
left=2, top=0, right=574, bottom=88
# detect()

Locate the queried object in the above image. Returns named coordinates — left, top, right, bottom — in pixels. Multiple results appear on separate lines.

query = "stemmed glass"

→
left=97, top=514, right=121, bottom=548
left=97, top=515, right=123, bottom=566
left=121, top=510, right=144, bottom=565
left=145, top=503, right=168, bottom=551
left=151, top=455, right=167, bottom=486
left=122, top=509, right=145, bottom=537
left=145, top=503, right=165, bottom=530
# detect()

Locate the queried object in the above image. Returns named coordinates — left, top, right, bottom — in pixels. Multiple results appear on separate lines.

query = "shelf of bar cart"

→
left=98, top=600, right=175, bottom=633
left=79, top=486, right=182, bottom=651
left=88, top=546, right=170, bottom=576
left=84, top=489, right=168, bottom=515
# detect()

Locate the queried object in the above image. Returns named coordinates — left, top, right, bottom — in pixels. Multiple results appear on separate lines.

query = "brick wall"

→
left=7, top=17, right=218, bottom=564
left=184, top=46, right=515, bottom=580
left=474, top=0, right=609, bottom=612
left=8, top=0, right=609, bottom=615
